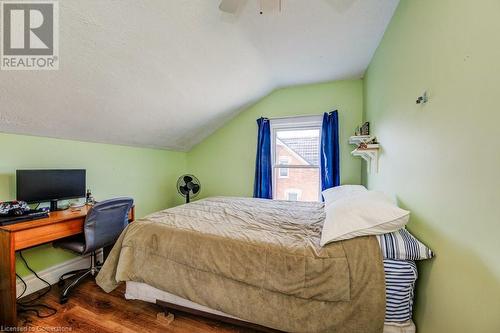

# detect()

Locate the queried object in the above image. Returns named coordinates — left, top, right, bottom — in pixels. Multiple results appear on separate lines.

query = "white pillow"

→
left=321, top=185, right=367, bottom=206
left=320, top=191, right=410, bottom=246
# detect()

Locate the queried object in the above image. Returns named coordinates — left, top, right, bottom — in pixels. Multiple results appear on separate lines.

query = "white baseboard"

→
left=16, top=251, right=103, bottom=298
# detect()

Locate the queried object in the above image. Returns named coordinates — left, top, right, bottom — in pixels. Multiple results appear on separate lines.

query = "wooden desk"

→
left=0, top=205, right=135, bottom=328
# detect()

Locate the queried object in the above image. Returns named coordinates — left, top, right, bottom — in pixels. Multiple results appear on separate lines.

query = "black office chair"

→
left=54, top=197, right=133, bottom=304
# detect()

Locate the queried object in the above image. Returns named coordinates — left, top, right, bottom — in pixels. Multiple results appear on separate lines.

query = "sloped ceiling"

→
left=0, top=0, right=399, bottom=151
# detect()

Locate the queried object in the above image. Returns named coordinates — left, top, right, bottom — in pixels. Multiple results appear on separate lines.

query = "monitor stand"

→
left=50, top=200, right=63, bottom=212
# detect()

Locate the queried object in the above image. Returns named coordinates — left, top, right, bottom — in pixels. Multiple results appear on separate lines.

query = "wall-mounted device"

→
left=16, top=169, right=86, bottom=211
left=416, top=91, right=429, bottom=104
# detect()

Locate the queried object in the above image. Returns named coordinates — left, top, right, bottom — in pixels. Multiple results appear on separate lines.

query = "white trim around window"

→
left=270, top=115, right=323, bottom=201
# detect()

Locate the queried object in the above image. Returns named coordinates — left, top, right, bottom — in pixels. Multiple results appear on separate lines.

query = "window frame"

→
left=270, top=115, right=323, bottom=201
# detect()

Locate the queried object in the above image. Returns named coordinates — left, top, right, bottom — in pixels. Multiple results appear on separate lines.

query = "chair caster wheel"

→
left=60, top=296, right=68, bottom=304
left=58, top=279, right=65, bottom=287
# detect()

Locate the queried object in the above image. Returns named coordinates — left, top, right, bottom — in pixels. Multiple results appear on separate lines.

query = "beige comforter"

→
left=96, top=197, right=385, bottom=333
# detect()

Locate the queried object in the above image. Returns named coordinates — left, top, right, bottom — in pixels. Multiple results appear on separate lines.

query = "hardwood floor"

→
left=17, top=277, right=257, bottom=333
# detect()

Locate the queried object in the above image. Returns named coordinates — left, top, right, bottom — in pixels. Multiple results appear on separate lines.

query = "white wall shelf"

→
left=348, top=135, right=373, bottom=145
left=351, top=148, right=379, bottom=173
left=349, top=135, right=380, bottom=173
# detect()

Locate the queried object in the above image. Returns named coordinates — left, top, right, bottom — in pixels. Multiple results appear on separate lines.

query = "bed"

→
left=97, top=197, right=416, bottom=333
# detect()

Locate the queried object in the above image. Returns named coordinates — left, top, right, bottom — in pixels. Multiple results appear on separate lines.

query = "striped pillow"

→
left=377, top=228, right=434, bottom=260
left=384, top=259, right=417, bottom=323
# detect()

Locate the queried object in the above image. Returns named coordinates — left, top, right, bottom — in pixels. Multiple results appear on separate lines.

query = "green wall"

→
left=188, top=80, right=363, bottom=198
left=1, top=80, right=363, bottom=279
left=363, top=1, right=500, bottom=332
left=0, top=133, right=187, bottom=276
left=2, top=80, right=363, bottom=279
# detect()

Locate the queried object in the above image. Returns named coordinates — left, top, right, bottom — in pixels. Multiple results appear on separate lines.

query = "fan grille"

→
left=176, top=174, right=201, bottom=200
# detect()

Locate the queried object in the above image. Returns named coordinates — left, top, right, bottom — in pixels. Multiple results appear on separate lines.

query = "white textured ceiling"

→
left=0, top=0, right=399, bottom=151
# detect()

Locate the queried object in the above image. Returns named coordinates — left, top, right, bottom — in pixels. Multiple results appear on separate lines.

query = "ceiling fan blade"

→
left=219, top=0, right=245, bottom=14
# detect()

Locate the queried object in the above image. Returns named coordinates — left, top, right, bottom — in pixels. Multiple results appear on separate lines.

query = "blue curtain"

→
left=320, top=111, right=340, bottom=192
left=253, top=117, right=272, bottom=199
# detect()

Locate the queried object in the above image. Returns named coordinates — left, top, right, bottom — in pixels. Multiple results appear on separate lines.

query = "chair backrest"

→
left=83, top=197, right=133, bottom=254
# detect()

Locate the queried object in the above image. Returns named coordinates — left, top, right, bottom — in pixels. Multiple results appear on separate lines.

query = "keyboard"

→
left=0, top=209, right=49, bottom=226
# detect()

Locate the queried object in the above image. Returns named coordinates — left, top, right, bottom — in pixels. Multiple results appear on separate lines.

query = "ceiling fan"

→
left=219, top=0, right=282, bottom=15
left=218, top=0, right=356, bottom=15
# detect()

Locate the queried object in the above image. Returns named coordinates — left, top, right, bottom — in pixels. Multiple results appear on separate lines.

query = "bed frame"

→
left=156, top=299, right=283, bottom=332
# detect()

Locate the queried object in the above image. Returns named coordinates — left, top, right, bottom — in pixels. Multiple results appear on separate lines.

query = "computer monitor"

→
left=16, top=169, right=86, bottom=211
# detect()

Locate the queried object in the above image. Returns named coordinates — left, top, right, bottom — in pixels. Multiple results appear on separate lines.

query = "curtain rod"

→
left=260, top=110, right=337, bottom=121
left=267, top=114, right=323, bottom=121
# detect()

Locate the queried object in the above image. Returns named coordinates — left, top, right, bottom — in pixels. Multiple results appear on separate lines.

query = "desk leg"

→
left=0, top=231, right=17, bottom=328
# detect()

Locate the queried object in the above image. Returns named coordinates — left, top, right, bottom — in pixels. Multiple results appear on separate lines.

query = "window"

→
left=278, top=157, right=290, bottom=178
left=271, top=116, right=322, bottom=202
left=285, top=189, right=301, bottom=201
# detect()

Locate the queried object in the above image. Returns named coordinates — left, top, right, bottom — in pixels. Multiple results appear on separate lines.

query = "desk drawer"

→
left=14, top=219, right=84, bottom=251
